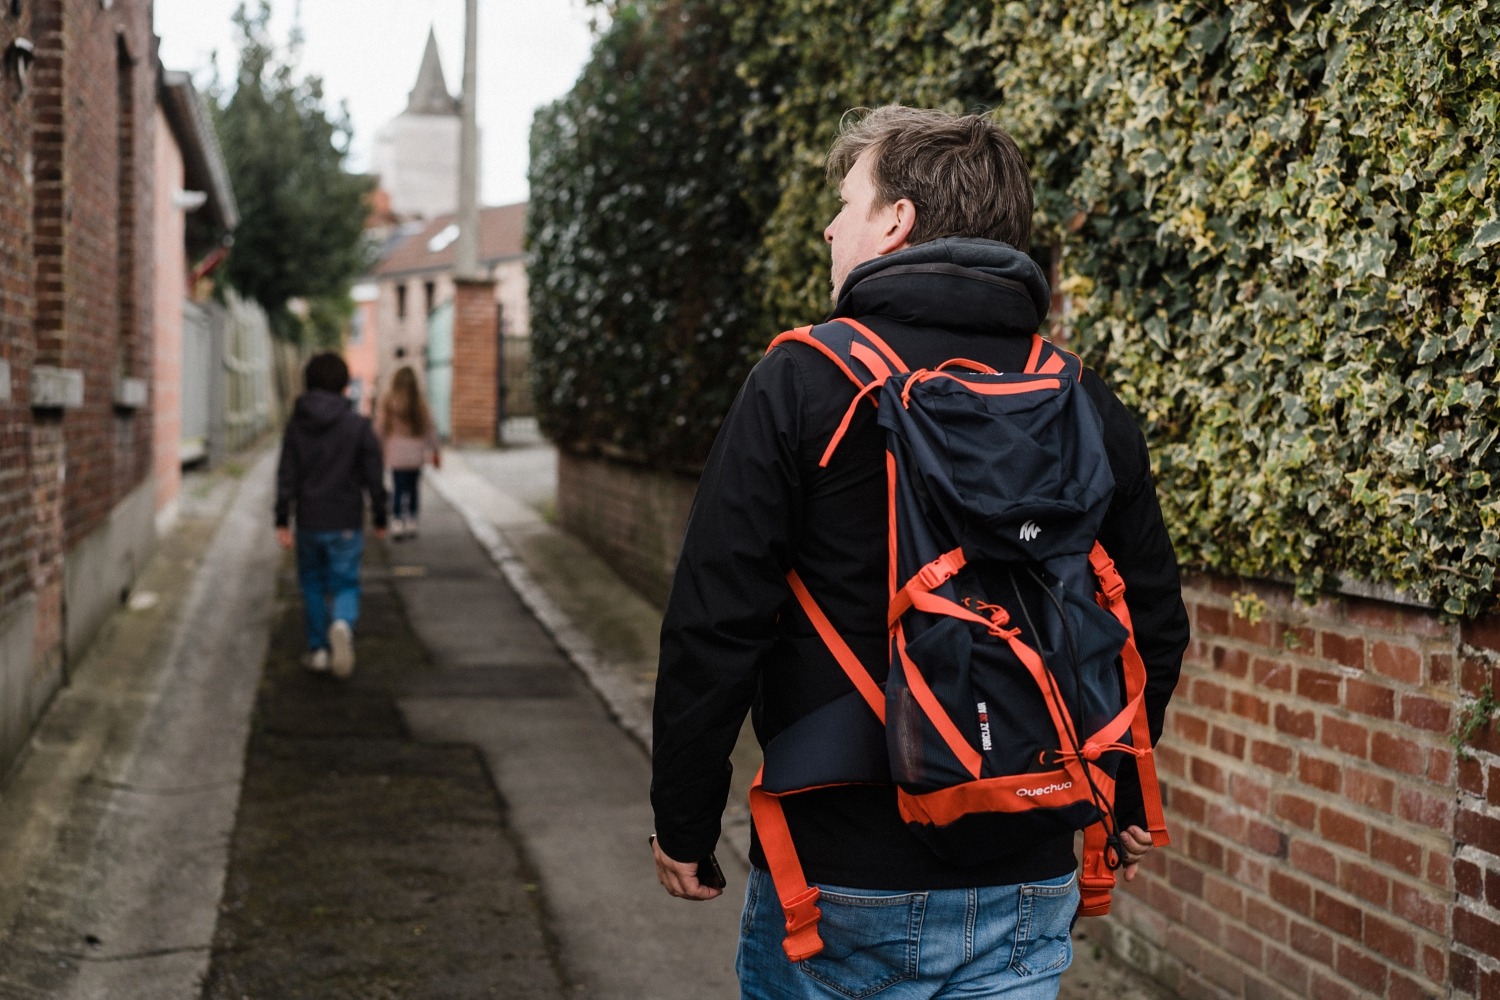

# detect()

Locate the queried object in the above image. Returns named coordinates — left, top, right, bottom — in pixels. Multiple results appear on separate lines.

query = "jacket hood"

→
left=832, top=238, right=1051, bottom=338
left=293, top=389, right=353, bottom=432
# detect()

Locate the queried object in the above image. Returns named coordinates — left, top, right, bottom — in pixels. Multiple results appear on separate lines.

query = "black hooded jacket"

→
left=650, top=239, right=1189, bottom=890
left=274, top=389, right=388, bottom=532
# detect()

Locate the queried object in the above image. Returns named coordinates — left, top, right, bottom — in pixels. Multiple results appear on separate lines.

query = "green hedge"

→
left=528, top=0, right=1500, bottom=616
left=526, top=1, right=770, bottom=468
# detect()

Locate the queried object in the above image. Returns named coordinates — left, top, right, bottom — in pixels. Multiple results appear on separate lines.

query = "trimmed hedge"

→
left=526, top=1, right=769, bottom=468
left=528, top=0, right=1500, bottom=615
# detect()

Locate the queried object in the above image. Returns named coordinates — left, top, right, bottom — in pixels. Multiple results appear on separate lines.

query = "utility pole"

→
left=454, top=0, right=480, bottom=280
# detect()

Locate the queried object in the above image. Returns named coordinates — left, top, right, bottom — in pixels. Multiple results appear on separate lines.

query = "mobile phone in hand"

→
left=696, top=852, right=727, bottom=889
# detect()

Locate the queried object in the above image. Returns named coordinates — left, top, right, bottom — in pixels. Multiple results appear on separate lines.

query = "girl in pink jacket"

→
left=375, top=366, right=441, bottom=538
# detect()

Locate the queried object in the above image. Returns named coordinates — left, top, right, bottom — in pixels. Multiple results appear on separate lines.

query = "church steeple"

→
left=406, top=27, right=459, bottom=116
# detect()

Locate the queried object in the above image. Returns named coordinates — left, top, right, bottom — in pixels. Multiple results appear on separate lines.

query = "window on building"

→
left=424, top=280, right=436, bottom=317
left=396, top=283, right=407, bottom=320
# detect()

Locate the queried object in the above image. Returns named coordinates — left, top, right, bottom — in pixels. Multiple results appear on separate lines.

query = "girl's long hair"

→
left=382, top=366, right=431, bottom=436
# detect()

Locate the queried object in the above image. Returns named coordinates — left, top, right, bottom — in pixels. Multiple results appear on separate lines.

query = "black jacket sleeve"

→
left=1084, top=373, right=1190, bottom=830
left=649, top=350, right=806, bottom=863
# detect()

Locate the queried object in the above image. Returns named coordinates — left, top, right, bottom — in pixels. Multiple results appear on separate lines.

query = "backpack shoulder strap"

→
left=1024, top=334, right=1083, bottom=378
left=768, top=319, right=911, bottom=468
left=768, top=318, right=909, bottom=389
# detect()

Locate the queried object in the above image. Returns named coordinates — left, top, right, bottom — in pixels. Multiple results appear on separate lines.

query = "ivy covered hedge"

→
left=528, top=0, right=1500, bottom=616
left=526, top=1, right=770, bottom=467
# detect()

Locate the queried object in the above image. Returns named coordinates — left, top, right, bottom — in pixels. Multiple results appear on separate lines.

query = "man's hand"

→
left=1118, top=825, right=1155, bottom=883
left=651, top=836, right=723, bottom=901
left=374, top=526, right=388, bottom=540
left=276, top=526, right=293, bottom=550
left=431, top=451, right=442, bottom=470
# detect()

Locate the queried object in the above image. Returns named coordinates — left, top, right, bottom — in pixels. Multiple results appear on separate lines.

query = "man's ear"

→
left=879, top=198, right=916, bottom=254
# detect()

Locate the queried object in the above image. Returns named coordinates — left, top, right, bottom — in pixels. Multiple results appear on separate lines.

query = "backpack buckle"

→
left=915, top=550, right=965, bottom=592
left=781, top=886, right=825, bottom=961
left=1090, top=548, right=1126, bottom=603
left=1078, top=842, right=1117, bottom=917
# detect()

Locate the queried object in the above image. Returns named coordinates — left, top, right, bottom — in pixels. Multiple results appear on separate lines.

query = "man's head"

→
left=823, top=105, right=1034, bottom=301
left=304, top=352, right=350, bottom=394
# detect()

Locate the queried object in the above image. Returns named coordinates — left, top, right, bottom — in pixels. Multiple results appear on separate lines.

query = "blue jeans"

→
left=391, top=469, right=421, bottom=520
left=295, top=529, right=364, bottom=650
left=737, top=867, right=1077, bottom=999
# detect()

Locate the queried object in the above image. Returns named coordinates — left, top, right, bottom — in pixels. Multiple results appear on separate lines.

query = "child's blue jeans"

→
left=391, top=469, right=421, bottom=520
left=295, top=528, right=364, bottom=650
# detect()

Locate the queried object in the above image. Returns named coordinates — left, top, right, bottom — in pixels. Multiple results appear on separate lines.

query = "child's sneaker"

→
left=302, top=648, right=330, bottom=672
left=405, top=518, right=419, bottom=538
left=328, top=620, right=355, bottom=678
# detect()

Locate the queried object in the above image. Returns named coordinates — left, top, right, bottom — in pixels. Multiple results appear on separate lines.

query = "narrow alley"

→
left=0, top=425, right=1172, bottom=999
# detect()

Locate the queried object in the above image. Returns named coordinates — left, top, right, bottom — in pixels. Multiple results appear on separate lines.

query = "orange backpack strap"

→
left=1090, top=543, right=1171, bottom=845
left=748, top=766, right=825, bottom=961
left=787, top=570, right=885, bottom=721
left=1078, top=821, right=1118, bottom=916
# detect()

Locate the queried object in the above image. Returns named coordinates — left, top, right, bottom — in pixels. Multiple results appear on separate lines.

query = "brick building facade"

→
left=0, top=0, right=160, bottom=776
left=560, top=453, right=1500, bottom=1000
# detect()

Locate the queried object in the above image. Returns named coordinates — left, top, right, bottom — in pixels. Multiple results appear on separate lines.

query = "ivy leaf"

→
left=1474, top=217, right=1500, bottom=248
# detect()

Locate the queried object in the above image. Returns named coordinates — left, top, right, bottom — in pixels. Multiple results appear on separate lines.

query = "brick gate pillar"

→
left=449, top=277, right=498, bottom=445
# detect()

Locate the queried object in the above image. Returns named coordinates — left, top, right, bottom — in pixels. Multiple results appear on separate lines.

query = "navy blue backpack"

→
left=748, top=318, right=1169, bottom=962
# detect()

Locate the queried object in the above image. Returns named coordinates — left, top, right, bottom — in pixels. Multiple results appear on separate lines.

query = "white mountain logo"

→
left=1019, top=520, right=1041, bottom=542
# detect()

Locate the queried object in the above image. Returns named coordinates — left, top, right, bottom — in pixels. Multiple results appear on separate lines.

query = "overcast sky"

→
left=153, top=0, right=602, bottom=206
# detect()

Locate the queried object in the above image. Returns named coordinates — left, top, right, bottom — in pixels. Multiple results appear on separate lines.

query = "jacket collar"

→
left=830, top=238, right=1051, bottom=338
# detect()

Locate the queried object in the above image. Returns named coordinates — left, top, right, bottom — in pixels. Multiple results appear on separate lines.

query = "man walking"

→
left=649, top=105, right=1189, bottom=998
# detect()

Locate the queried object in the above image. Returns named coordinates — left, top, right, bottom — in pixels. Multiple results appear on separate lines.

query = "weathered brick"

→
left=1337, top=858, right=1390, bottom=907
left=1333, top=943, right=1387, bottom=994
left=1343, top=767, right=1396, bottom=815
left=1275, top=704, right=1317, bottom=740
left=1312, top=891, right=1363, bottom=938
left=1372, top=640, right=1424, bottom=685
left=1320, top=631, right=1366, bottom=669
left=1251, top=738, right=1295, bottom=775
left=1211, top=724, right=1248, bottom=759
left=1371, top=731, right=1427, bottom=777
left=1316, top=806, right=1368, bottom=852
left=1398, top=693, right=1453, bottom=733
left=1298, top=752, right=1343, bottom=793
left=1454, top=908, right=1500, bottom=955
left=1392, top=882, right=1448, bottom=934
left=1269, top=870, right=1313, bottom=916
left=1296, top=667, right=1343, bottom=705
left=1289, top=839, right=1337, bottom=882
left=1320, top=716, right=1369, bottom=758
left=1456, top=806, right=1500, bottom=855
left=1363, top=913, right=1418, bottom=970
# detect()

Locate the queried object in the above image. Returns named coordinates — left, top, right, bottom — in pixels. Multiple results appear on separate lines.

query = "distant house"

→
left=365, top=202, right=531, bottom=433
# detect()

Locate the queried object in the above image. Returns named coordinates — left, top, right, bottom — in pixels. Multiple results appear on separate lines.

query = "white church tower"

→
left=371, top=28, right=475, bottom=220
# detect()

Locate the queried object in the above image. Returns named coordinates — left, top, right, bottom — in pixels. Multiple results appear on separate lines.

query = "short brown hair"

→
left=826, top=106, right=1033, bottom=252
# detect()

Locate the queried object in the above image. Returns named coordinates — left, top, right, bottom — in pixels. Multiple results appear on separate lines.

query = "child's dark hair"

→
left=304, top=352, right=350, bottom=393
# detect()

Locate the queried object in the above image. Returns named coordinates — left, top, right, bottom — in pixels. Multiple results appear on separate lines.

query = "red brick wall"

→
left=557, top=451, right=698, bottom=608
left=561, top=455, right=1500, bottom=999
left=1, top=0, right=157, bottom=773
left=450, top=277, right=497, bottom=444
left=1086, top=574, right=1497, bottom=999
left=0, top=0, right=35, bottom=612
left=31, top=0, right=155, bottom=546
